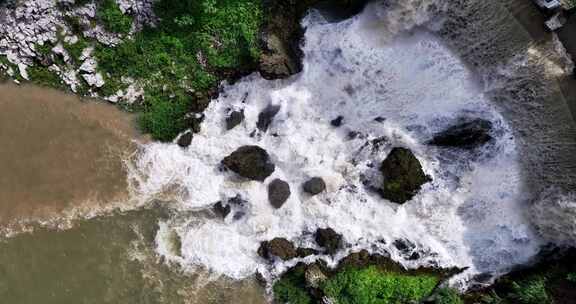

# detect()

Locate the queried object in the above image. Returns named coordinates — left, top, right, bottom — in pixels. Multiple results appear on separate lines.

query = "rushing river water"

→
left=2, top=0, right=576, bottom=303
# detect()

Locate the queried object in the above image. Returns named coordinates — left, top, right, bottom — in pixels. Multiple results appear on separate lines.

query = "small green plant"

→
left=322, top=266, right=439, bottom=304
left=65, top=37, right=88, bottom=63
left=97, top=0, right=132, bottom=34
left=510, top=276, right=551, bottom=304
left=567, top=273, right=576, bottom=283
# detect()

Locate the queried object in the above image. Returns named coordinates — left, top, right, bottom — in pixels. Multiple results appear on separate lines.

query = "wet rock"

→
left=177, top=131, right=193, bottom=147
left=226, top=110, right=244, bottom=130
left=259, top=0, right=369, bottom=79
left=303, top=177, right=326, bottom=195
left=315, top=227, right=343, bottom=255
left=222, top=146, right=275, bottom=181
left=380, top=147, right=430, bottom=204
left=258, top=237, right=297, bottom=261
left=429, top=119, right=493, bottom=149
left=337, top=249, right=403, bottom=272
left=305, top=262, right=328, bottom=289
left=297, top=247, right=319, bottom=258
left=393, top=239, right=421, bottom=260
left=256, top=104, right=281, bottom=132
left=213, top=201, right=231, bottom=218
left=330, top=116, right=344, bottom=127
left=268, top=179, right=291, bottom=209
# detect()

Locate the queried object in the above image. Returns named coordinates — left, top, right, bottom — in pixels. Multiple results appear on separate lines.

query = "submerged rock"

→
left=222, top=146, right=275, bottom=181
left=315, top=227, right=343, bottom=255
left=380, top=147, right=430, bottom=204
left=303, top=177, right=326, bottom=195
left=226, top=110, right=244, bottom=130
left=268, top=178, right=291, bottom=209
left=258, top=237, right=297, bottom=261
left=176, top=131, right=193, bottom=147
left=429, top=119, right=493, bottom=149
left=256, top=104, right=281, bottom=132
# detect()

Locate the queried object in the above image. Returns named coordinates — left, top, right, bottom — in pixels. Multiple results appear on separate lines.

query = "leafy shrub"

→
left=567, top=273, right=576, bottom=283
left=65, top=37, right=88, bottom=63
left=322, top=267, right=439, bottom=304
left=97, top=0, right=132, bottom=34
left=510, top=276, right=551, bottom=304
left=434, top=288, right=463, bottom=304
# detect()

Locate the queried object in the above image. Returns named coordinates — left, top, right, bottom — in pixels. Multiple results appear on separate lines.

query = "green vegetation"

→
left=64, top=37, right=88, bottom=63
left=510, top=276, right=551, bottom=304
left=273, top=266, right=313, bottom=304
left=272, top=265, right=443, bottom=304
left=93, top=0, right=262, bottom=141
left=567, top=273, right=576, bottom=283
left=27, top=66, right=64, bottom=89
left=434, top=288, right=464, bottom=304
left=323, top=267, right=439, bottom=304
left=97, top=0, right=132, bottom=34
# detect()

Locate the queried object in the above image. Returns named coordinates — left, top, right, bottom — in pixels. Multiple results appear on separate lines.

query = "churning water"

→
left=128, top=0, right=576, bottom=289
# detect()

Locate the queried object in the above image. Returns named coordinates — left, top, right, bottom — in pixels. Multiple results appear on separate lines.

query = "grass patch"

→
left=97, top=0, right=132, bottom=34
left=93, top=0, right=262, bottom=141
left=322, top=266, right=439, bottom=304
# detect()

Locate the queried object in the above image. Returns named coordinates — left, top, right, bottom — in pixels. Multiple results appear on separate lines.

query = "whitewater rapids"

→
left=127, top=0, right=576, bottom=288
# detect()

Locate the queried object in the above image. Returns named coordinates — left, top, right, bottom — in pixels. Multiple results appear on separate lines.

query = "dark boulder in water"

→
left=258, top=237, right=298, bottom=261
left=429, top=119, right=493, bottom=149
left=380, top=147, right=430, bottom=204
left=303, top=177, right=326, bottom=195
left=226, top=110, right=244, bottom=130
left=297, top=247, right=319, bottom=258
left=213, top=201, right=231, bottom=218
left=331, top=116, right=344, bottom=127
left=315, top=227, right=343, bottom=255
left=257, top=104, right=281, bottom=132
left=177, top=131, right=193, bottom=147
left=268, top=179, right=291, bottom=209
left=222, top=146, right=275, bottom=181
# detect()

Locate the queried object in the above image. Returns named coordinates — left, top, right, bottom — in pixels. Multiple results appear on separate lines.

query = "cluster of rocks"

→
left=257, top=227, right=343, bottom=262
left=0, top=0, right=152, bottom=103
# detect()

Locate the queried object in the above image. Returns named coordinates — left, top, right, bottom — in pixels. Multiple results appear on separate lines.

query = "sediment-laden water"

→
left=2, top=0, right=576, bottom=302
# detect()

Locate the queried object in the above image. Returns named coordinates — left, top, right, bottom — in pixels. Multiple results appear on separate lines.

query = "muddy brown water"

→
left=0, top=83, right=143, bottom=229
left=0, top=83, right=266, bottom=304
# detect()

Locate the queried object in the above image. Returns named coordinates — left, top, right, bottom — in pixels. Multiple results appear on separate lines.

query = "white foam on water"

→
left=129, top=3, right=544, bottom=286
